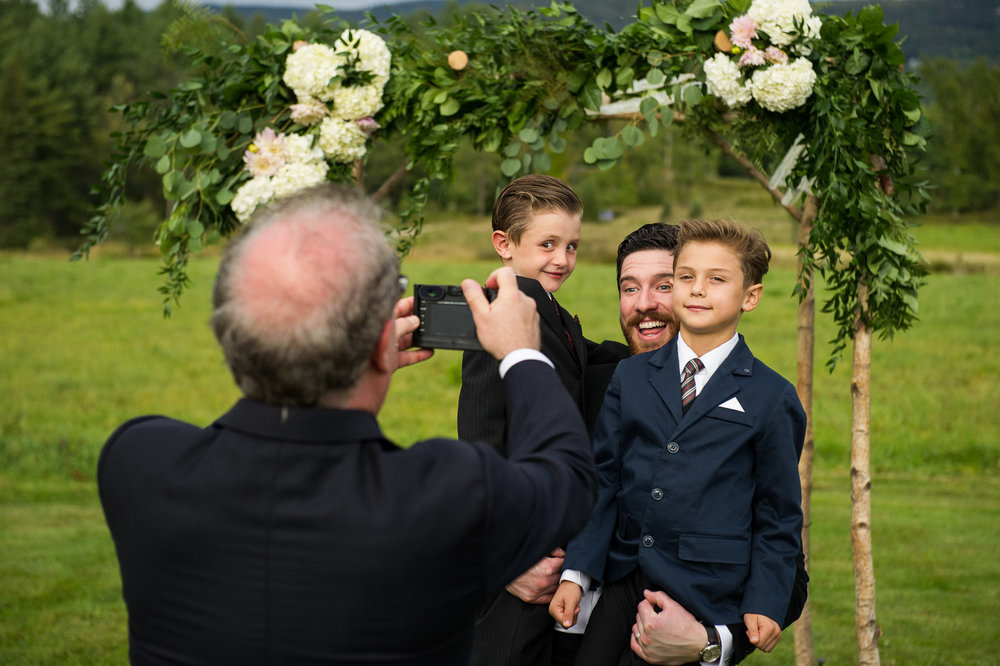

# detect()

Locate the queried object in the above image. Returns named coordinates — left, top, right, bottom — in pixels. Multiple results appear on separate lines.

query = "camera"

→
left=412, top=284, right=497, bottom=351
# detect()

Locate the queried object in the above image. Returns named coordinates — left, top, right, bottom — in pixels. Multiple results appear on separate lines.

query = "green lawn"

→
left=1, top=208, right=998, bottom=664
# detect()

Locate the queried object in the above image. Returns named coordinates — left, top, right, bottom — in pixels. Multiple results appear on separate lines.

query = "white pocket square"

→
left=718, top=397, right=745, bottom=412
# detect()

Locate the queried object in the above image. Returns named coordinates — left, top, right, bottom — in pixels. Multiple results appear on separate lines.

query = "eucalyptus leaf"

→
left=501, top=157, right=521, bottom=176
left=180, top=129, right=202, bottom=148
left=144, top=135, right=166, bottom=159
left=519, top=127, right=540, bottom=144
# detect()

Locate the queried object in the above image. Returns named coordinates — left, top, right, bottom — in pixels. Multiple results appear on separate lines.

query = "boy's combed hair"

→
left=676, top=219, right=771, bottom=286
left=492, top=174, right=583, bottom=244
left=615, top=222, right=679, bottom=283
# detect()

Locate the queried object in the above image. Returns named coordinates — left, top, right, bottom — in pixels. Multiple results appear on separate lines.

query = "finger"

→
left=393, top=295, right=414, bottom=318
left=482, top=266, right=515, bottom=291
left=460, top=278, right=490, bottom=315
left=397, top=348, right=434, bottom=369
left=548, top=548, right=567, bottom=558
left=395, top=314, right=420, bottom=341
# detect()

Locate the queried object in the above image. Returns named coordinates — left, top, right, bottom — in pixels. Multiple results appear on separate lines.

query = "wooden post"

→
left=793, top=195, right=818, bottom=666
left=851, top=277, right=880, bottom=665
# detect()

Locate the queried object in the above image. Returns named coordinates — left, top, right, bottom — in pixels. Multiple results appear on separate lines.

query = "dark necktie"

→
left=681, top=357, right=704, bottom=413
left=550, top=295, right=575, bottom=351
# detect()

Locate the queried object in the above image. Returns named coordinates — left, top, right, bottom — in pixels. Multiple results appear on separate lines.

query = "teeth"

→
left=638, top=321, right=664, bottom=330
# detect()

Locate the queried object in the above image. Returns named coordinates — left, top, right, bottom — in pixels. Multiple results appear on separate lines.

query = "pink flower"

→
left=242, top=128, right=288, bottom=178
left=355, top=117, right=381, bottom=135
left=765, top=46, right=789, bottom=65
left=729, top=15, right=759, bottom=50
left=738, top=47, right=767, bottom=68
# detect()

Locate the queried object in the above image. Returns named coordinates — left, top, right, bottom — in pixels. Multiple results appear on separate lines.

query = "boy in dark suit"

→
left=460, top=174, right=588, bottom=665
left=552, top=219, right=806, bottom=665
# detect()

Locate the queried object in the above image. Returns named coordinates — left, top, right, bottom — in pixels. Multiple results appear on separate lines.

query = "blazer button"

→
left=666, top=441, right=680, bottom=454
left=651, top=488, right=664, bottom=500
left=642, top=535, right=655, bottom=548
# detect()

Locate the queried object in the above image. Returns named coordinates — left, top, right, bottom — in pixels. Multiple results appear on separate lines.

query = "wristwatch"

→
left=699, top=623, right=722, bottom=663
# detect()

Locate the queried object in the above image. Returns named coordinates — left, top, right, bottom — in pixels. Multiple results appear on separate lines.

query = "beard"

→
left=621, top=311, right=678, bottom=356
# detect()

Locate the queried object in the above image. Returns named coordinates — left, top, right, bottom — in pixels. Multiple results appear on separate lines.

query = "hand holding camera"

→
left=463, top=267, right=540, bottom=360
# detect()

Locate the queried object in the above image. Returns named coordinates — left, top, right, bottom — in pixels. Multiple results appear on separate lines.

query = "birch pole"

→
left=793, top=195, right=818, bottom=666
left=851, top=277, right=880, bottom=665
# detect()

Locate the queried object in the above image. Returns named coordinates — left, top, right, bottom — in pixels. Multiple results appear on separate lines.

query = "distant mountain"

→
left=206, top=0, right=1000, bottom=62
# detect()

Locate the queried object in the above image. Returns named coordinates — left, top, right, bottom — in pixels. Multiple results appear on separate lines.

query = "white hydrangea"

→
left=318, top=117, right=368, bottom=162
left=283, top=44, right=347, bottom=102
left=231, top=176, right=275, bottom=222
left=747, top=0, right=816, bottom=47
left=271, top=161, right=329, bottom=199
left=335, top=29, right=391, bottom=80
left=704, top=53, right=752, bottom=108
left=284, top=133, right=325, bottom=166
left=749, top=57, right=816, bottom=112
left=331, top=84, right=385, bottom=120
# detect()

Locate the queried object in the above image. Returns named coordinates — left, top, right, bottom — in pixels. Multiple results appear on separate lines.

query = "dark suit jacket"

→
left=98, top=360, right=596, bottom=666
left=566, top=335, right=806, bottom=626
left=458, top=276, right=586, bottom=456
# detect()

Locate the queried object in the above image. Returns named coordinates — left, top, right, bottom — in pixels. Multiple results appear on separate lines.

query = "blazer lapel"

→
left=647, top=340, right=684, bottom=426
left=517, top=276, right=580, bottom=365
left=682, top=336, right=755, bottom=424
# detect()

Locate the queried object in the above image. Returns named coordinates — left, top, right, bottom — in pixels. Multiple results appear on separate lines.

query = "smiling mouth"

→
left=636, top=321, right=666, bottom=336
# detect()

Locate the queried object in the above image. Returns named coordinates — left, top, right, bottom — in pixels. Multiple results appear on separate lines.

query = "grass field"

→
left=2, top=191, right=999, bottom=663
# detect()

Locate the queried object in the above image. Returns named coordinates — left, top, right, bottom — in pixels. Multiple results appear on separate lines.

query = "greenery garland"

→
left=78, top=0, right=929, bottom=362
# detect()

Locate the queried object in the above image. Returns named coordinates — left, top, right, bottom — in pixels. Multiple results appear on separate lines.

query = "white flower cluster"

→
left=747, top=0, right=822, bottom=49
left=282, top=29, right=391, bottom=128
left=231, top=131, right=329, bottom=222
left=231, top=28, right=392, bottom=222
left=703, top=0, right=820, bottom=113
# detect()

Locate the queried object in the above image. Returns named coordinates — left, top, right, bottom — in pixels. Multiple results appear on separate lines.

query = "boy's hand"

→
left=744, top=613, right=781, bottom=652
left=463, top=267, right=540, bottom=360
left=548, top=581, right=583, bottom=629
left=393, top=296, right=434, bottom=369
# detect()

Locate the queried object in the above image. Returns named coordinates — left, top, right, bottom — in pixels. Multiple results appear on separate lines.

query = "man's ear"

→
left=742, top=283, right=763, bottom=313
left=369, top=318, right=396, bottom=374
left=492, top=230, right=513, bottom=261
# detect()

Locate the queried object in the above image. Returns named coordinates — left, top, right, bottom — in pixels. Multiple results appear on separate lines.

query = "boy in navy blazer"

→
left=552, top=219, right=806, bottom=665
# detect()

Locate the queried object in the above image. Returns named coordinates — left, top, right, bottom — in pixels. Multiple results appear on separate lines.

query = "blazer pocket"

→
left=678, top=533, right=750, bottom=565
left=705, top=406, right=754, bottom=427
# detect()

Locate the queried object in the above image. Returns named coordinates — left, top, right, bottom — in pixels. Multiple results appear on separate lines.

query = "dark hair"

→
left=674, top=219, right=771, bottom=286
left=616, top=222, right=680, bottom=283
left=491, top=174, right=583, bottom=244
left=211, top=183, right=399, bottom=406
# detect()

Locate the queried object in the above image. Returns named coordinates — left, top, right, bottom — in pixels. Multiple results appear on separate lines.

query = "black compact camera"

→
left=412, top=284, right=497, bottom=351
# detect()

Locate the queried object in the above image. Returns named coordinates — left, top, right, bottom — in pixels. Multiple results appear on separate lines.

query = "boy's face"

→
left=618, top=249, right=677, bottom=355
left=672, top=240, right=761, bottom=348
left=494, top=211, right=581, bottom=293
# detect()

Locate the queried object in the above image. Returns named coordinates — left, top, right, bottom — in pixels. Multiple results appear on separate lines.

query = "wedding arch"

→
left=78, top=1, right=929, bottom=663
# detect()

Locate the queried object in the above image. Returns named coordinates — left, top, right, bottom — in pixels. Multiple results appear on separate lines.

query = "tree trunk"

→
left=851, top=278, right=880, bottom=665
left=793, top=195, right=818, bottom=666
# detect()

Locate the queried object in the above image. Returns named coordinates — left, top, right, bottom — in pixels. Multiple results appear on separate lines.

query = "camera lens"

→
left=418, top=285, right=445, bottom=300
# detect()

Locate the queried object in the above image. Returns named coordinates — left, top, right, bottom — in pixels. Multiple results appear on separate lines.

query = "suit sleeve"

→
left=563, top=364, right=625, bottom=584
left=479, top=360, right=597, bottom=593
left=741, top=381, right=806, bottom=623
left=457, top=349, right=507, bottom=456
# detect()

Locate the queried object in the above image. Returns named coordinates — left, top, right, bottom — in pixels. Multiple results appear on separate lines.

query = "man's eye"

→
left=658, top=284, right=671, bottom=292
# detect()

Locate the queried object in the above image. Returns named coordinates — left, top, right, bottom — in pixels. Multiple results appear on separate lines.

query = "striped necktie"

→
left=681, top=357, right=704, bottom=413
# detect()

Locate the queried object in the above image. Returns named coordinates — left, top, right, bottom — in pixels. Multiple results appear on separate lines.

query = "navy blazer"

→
left=565, top=335, right=805, bottom=625
left=99, top=360, right=596, bottom=665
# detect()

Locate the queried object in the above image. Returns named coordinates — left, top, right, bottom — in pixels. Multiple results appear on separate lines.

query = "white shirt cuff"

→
left=700, top=624, right=732, bottom=666
left=558, top=568, right=591, bottom=591
left=498, top=349, right=554, bottom=378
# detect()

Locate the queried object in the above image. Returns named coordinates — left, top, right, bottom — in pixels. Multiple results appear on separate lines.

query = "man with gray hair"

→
left=98, top=183, right=597, bottom=665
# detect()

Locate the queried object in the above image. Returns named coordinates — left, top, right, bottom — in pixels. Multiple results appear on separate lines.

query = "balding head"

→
left=212, top=184, right=399, bottom=406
